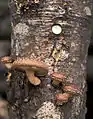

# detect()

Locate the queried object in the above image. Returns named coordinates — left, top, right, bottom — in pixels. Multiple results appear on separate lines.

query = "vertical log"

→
left=7, top=0, right=93, bottom=119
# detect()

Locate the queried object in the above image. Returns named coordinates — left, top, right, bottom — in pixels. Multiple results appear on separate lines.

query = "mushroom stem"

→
left=25, top=69, right=41, bottom=85
left=4, top=63, right=13, bottom=69
left=7, top=72, right=12, bottom=81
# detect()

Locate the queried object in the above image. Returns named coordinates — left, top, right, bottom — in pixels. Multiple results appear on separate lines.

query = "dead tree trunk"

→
left=7, top=0, right=93, bottom=119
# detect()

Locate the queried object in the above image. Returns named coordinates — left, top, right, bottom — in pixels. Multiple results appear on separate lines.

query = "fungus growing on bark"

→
left=0, top=56, right=15, bottom=69
left=55, top=84, right=81, bottom=105
left=55, top=93, right=71, bottom=105
left=63, top=84, right=81, bottom=95
left=0, top=56, right=15, bottom=81
left=51, top=72, right=66, bottom=86
left=11, top=58, right=48, bottom=85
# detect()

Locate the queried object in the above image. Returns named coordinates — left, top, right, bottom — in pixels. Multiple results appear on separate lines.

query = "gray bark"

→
left=7, top=0, right=93, bottom=119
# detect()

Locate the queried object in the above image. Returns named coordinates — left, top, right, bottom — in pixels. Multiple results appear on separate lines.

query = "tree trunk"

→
left=7, top=0, right=93, bottom=119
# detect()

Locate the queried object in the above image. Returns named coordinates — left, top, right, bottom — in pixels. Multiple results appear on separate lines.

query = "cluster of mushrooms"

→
left=51, top=72, right=81, bottom=105
left=0, top=56, right=81, bottom=105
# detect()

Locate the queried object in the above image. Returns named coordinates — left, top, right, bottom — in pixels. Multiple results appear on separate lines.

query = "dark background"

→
left=0, top=0, right=92, bottom=118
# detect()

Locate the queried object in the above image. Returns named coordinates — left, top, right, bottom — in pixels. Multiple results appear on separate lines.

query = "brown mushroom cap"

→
left=51, top=72, right=66, bottom=82
left=12, top=58, right=48, bottom=76
left=63, top=84, right=81, bottom=95
left=56, top=93, right=71, bottom=104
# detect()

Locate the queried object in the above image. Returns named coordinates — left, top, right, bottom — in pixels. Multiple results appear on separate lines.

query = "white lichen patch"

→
left=72, top=57, right=76, bottom=62
left=48, top=5, right=55, bottom=11
left=14, top=23, right=29, bottom=39
left=71, top=42, right=76, bottom=48
left=81, top=64, right=86, bottom=71
left=54, top=67, right=58, bottom=72
left=58, top=49, right=69, bottom=62
left=15, top=39, right=20, bottom=56
left=45, top=58, right=54, bottom=74
left=68, top=62, right=73, bottom=66
left=36, top=101, right=61, bottom=119
left=24, top=43, right=29, bottom=46
left=71, top=97, right=81, bottom=117
left=84, top=7, right=92, bottom=16
left=45, top=58, right=54, bottom=66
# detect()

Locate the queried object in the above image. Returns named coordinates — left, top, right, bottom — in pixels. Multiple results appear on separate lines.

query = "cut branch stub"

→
left=51, top=72, right=66, bottom=86
left=52, top=24, right=62, bottom=35
left=11, top=58, right=49, bottom=85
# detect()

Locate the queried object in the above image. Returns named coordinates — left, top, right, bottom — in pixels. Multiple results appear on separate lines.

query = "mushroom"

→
left=0, top=56, right=15, bottom=69
left=55, top=84, right=81, bottom=105
left=51, top=72, right=66, bottom=86
left=55, top=93, right=71, bottom=105
left=11, top=58, right=48, bottom=85
left=63, top=84, right=81, bottom=95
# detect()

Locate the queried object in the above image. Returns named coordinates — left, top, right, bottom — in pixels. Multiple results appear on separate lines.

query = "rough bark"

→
left=7, top=0, right=93, bottom=119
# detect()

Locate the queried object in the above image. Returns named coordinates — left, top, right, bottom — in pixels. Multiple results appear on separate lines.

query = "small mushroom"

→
left=0, top=56, right=15, bottom=69
left=51, top=72, right=66, bottom=86
left=11, top=58, right=48, bottom=85
left=55, top=93, right=71, bottom=105
left=63, top=84, right=81, bottom=95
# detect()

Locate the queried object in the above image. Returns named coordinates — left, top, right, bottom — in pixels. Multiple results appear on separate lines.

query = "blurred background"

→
left=0, top=0, right=92, bottom=119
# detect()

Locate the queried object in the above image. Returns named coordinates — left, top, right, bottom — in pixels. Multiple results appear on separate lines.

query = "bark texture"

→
left=8, top=0, right=93, bottom=119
